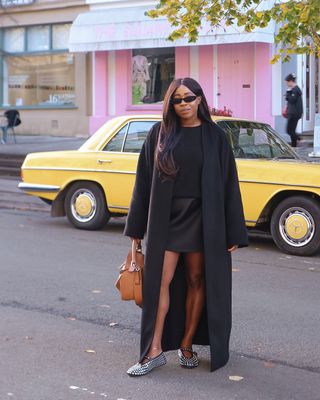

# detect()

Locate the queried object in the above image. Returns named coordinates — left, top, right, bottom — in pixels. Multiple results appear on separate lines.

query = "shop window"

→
left=27, top=25, right=50, bottom=52
left=103, top=125, right=127, bottom=152
left=3, top=28, right=24, bottom=53
left=132, top=48, right=175, bottom=105
left=1, top=24, right=74, bottom=108
left=2, top=54, right=75, bottom=107
left=123, top=121, right=157, bottom=153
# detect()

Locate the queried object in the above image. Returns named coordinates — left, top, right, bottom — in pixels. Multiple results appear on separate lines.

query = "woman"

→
left=124, top=77, right=248, bottom=376
left=285, top=73, right=303, bottom=147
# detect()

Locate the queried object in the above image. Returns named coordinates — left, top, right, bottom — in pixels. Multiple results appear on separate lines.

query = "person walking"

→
left=124, top=77, right=248, bottom=376
left=285, top=73, right=303, bottom=147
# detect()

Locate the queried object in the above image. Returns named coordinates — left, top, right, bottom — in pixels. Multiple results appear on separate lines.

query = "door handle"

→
left=97, top=159, right=112, bottom=164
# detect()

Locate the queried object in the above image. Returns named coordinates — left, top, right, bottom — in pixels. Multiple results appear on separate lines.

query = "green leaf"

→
left=148, top=0, right=320, bottom=60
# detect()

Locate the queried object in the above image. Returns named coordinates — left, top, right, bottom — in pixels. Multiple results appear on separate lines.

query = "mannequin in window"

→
left=132, top=55, right=150, bottom=104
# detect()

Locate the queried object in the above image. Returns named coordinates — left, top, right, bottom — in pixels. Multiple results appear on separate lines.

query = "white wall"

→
left=86, top=0, right=156, bottom=9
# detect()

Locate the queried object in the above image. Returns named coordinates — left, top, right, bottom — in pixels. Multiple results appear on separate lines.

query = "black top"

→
left=285, top=85, right=303, bottom=118
left=173, top=125, right=203, bottom=198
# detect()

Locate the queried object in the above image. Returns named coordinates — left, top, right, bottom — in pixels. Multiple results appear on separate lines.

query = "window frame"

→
left=122, top=120, right=158, bottom=153
left=103, top=123, right=129, bottom=153
left=0, top=23, right=75, bottom=110
left=2, top=23, right=71, bottom=55
left=103, top=120, right=159, bottom=154
left=128, top=47, right=175, bottom=110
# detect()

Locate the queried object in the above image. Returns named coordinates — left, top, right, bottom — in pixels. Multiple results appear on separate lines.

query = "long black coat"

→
left=124, top=121, right=248, bottom=372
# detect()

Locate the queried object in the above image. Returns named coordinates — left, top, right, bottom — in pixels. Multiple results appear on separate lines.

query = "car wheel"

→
left=270, top=196, right=320, bottom=256
left=64, top=182, right=110, bottom=230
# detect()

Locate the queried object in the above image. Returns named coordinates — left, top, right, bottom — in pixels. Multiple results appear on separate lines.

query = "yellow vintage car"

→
left=19, top=115, right=320, bottom=256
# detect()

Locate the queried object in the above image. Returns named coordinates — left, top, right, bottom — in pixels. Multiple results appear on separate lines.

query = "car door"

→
left=96, top=120, right=158, bottom=212
left=216, top=120, right=297, bottom=226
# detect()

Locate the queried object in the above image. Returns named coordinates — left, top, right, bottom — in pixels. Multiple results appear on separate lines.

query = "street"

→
left=1, top=178, right=320, bottom=400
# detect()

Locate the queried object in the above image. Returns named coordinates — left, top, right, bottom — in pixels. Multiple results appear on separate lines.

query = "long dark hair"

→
left=156, top=77, right=212, bottom=179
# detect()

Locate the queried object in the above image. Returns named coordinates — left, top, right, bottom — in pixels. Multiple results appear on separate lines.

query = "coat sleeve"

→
left=220, top=130, right=249, bottom=248
left=123, top=123, right=159, bottom=239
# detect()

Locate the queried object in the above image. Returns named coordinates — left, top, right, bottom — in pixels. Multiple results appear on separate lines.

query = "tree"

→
left=147, top=0, right=320, bottom=63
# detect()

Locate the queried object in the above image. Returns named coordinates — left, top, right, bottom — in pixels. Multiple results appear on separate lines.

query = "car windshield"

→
left=216, top=120, right=299, bottom=160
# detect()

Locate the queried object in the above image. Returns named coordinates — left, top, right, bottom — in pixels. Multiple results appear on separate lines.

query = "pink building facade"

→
left=69, top=5, right=275, bottom=135
left=88, top=43, right=273, bottom=135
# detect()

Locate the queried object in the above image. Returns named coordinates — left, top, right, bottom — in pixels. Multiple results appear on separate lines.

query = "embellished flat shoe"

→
left=178, top=347, right=199, bottom=368
left=126, top=352, right=167, bottom=377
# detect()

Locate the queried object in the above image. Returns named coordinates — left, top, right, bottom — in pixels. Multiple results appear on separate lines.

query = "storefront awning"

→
left=69, top=6, right=275, bottom=52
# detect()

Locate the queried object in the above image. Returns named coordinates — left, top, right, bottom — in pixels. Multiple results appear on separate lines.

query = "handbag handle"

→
left=130, top=239, right=142, bottom=271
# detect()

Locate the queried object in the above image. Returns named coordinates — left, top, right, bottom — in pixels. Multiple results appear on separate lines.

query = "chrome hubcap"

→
left=279, top=207, right=315, bottom=247
left=70, top=189, right=96, bottom=223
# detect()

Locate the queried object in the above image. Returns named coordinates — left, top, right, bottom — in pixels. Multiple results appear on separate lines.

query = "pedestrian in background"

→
left=284, top=73, right=303, bottom=147
left=124, top=77, right=248, bottom=377
left=0, top=109, right=21, bottom=144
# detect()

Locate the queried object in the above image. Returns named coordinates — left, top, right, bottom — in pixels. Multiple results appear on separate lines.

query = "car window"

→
left=215, top=120, right=233, bottom=145
left=216, top=120, right=297, bottom=159
left=123, top=121, right=158, bottom=153
left=103, top=125, right=127, bottom=152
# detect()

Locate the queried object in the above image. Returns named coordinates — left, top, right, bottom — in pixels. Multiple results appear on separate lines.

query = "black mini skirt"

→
left=166, top=197, right=203, bottom=253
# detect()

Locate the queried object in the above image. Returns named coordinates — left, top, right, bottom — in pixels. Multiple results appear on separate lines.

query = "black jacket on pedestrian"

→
left=124, top=121, right=248, bottom=372
left=285, top=86, right=303, bottom=119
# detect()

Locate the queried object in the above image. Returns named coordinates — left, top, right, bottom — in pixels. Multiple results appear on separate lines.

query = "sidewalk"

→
left=0, top=134, right=87, bottom=156
left=0, top=132, right=319, bottom=161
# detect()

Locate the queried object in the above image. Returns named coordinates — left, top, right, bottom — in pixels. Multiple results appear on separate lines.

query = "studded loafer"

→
left=127, top=352, right=167, bottom=377
left=178, top=347, right=199, bottom=368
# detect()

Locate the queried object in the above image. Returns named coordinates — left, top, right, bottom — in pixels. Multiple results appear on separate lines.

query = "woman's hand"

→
left=228, top=245, right=238, bottom=252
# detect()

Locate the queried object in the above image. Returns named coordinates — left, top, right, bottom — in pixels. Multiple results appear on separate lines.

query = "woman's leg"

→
left=144, top=250, right=180, bottom=361
left=180, top=252, right=205, bottom=356
left=1, top=126, right=8, bottom=144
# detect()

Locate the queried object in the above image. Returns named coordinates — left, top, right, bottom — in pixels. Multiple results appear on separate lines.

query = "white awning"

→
left=69, top=6, right=275, bottom=52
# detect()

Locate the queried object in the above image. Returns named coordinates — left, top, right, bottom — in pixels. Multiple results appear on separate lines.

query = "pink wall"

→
left=198, top=45, right=214, bottom=108
left=89, top=51, right=108, bottom=134
left=255, top=43, right=274, bottom=126
left=116, top=50, right=130, bottom=114
left=175, top=47, right=190, bottom=78
left=89, top=43, right=274, bottom=135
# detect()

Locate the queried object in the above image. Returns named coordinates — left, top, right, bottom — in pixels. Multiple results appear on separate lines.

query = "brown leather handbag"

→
left=115, top=240, right=144, bottom=307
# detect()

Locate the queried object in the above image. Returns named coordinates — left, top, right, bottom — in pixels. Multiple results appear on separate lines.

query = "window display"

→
left=132, top=48, right=175, bottom=105
left=2, top=54, right=75, bottom=107
left=1, top=24, right=74, bottom=108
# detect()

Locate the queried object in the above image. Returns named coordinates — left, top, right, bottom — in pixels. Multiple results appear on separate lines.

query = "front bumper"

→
left=18, top=182, right=60, bottom=193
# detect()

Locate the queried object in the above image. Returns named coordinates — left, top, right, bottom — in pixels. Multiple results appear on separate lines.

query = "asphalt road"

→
left=1, top=179, right=320, bottom=400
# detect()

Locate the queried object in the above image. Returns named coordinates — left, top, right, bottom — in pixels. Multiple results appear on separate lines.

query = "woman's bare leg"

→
left=143, top=250, right=180, bottom=361
left=180, top=252, right=205, bottom=357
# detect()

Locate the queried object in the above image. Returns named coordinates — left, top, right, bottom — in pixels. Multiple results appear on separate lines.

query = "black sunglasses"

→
left=170, top=95, right=197, bottom=105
